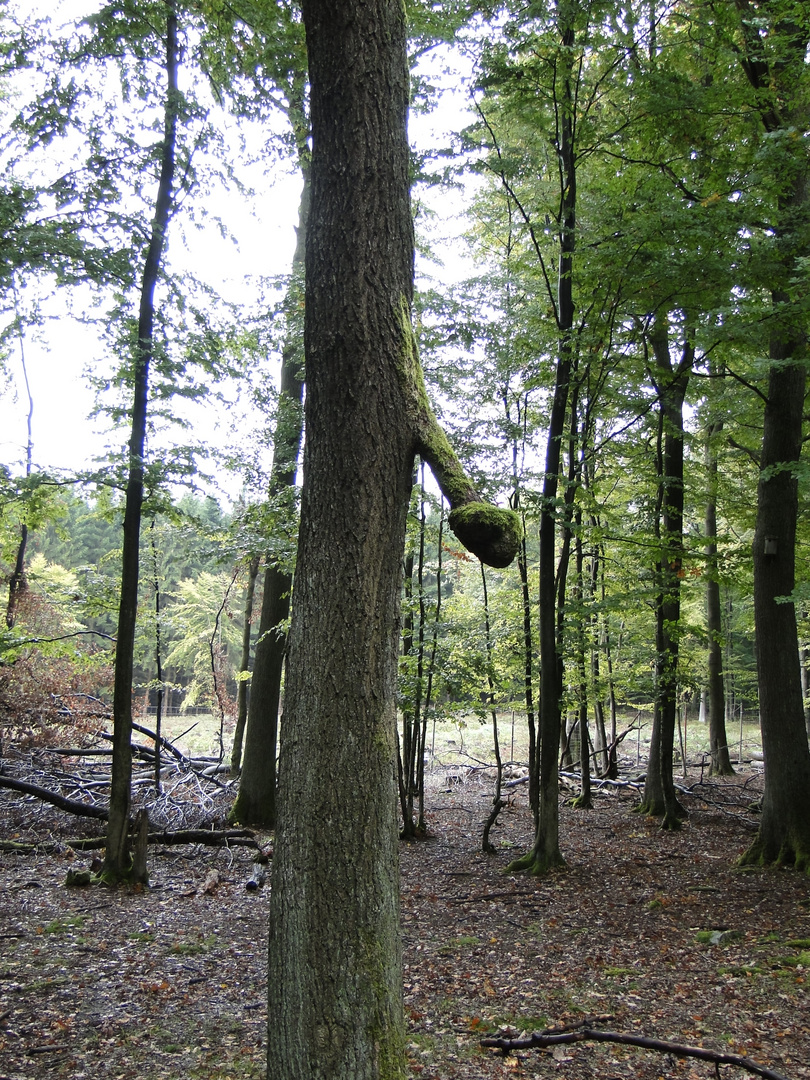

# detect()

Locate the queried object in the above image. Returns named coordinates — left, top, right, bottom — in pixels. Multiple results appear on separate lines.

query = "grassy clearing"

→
left=149, top=703, right=764, bottom=782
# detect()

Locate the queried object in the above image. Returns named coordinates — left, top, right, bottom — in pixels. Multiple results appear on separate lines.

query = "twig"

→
left=481, top=1023, right=793, bottom=1080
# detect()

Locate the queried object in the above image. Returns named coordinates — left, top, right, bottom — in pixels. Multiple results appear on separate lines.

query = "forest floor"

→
left=1, top=751, right=809, bottom=1080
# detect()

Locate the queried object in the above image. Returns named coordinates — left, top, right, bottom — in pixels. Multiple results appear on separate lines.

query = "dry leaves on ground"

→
left=1, top=758, right=809, bottom=1080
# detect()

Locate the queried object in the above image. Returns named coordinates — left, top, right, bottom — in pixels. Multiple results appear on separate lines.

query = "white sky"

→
left=0, top=5, right=479, bottom=503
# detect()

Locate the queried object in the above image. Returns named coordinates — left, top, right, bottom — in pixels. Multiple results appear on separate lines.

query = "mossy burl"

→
left=397, top=298, right=523, bottom=569
left=448, top=502, right=523, bottom=569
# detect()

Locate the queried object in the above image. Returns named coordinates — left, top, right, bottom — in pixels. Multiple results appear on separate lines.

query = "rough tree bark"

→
left=102, top=1, right=178, bottom=884
left=734, top=0, right=810, bottom=872
left=266, top=2, right=520, bottom=1077
left=704, top=410, right=734, bottom=776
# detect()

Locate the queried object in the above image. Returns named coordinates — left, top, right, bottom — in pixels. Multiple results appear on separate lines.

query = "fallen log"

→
left=0, top=775, right=108, bottom=819
left=0, top=827, right=260, bottom=855
left=481, top=1023, right=792, bottom=1080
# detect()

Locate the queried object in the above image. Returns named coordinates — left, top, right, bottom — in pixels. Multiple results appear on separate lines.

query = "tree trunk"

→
left=149, top=519, right=165, bottom=793
left=6, top=279, right=33, bottom=630
left=228, top=171, right=309, bottom=827
left=266, top=3, right=519, bottom=1076
left=230, top=552, right=261, bottom=776
left=705, top=416, right=734, bottom=776
left=800, top=645, right=810, bottom=744
left=639, top=315, right=689, bottom=830
left=103, top=1, right=178, bottom=884
left=735, top=1, right=810, bottom=872
left=745, top=358, right=810, bottom=869
left=572, top=521, right=592, bottom=809
left=509, top=5, right=577, bottom=876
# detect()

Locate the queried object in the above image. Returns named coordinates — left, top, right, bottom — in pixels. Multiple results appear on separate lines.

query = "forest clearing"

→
left=1, top=727, right=809, bottom=1080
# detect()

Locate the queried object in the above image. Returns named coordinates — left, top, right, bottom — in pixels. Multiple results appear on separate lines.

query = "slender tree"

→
left=230, top=552, right=260, bottom=774
left=704, top=397, right=734, bottom=776
left=103, top=0, right=179, bottom=883
left=637, top=314, right=691, bottom=829
left=507, top=0, right=579, bottom=875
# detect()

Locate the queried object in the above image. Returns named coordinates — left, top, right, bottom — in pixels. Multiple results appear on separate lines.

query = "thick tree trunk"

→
left=744, top=358, right=810, bottom=870
left=735, top=1, right=810, bottom=872
left=266, top=5, right=413, bottom=1064
left=266, top=3, right=519, bottom=1076
left=103, top=2, right=178, bottom=884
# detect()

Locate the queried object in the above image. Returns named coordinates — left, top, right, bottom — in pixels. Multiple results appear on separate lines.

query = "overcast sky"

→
left=0, top=3, right=478, bottom=503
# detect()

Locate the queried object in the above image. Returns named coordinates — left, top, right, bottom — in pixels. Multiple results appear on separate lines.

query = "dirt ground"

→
left=1, top=753, right=809, bottom=1080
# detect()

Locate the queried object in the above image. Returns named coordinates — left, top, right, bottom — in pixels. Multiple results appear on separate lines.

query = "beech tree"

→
left=637, top=313, right=692, bottom=829
left=266, top=1, right=520, bottom=1076
left=104, top=0, right=179, bottom=883
left=732, top=0, right=810, bottom=871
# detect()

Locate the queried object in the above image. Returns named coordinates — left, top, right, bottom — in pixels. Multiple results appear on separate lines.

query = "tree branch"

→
left=481, top=1023, right=793, bottom=1080
left=0, top=774, right=108, bottom=819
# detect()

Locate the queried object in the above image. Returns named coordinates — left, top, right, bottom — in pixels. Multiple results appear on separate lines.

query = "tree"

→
left=703, top=375, right=735, bottom=776
left=729, top=0, right=810, bottom=872
left=197, top=0, right=310, bottom=826
left=266, top=1, right=520, bottom=1076
left=637, top=314, right=691, bottom=828
left=104, top=0, right=179, bottom=883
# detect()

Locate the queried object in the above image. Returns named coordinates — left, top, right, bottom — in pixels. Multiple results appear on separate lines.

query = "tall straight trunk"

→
left=745, top=355, right=810, bottom=868
left=735, top=2, right=810, bottom=872
left=417, top=507, right=443, bottom=832
left=228, top=172, right=309, bottom=827
left=639, top=315, right=690, bottom=830
left=481, top=564, right=506, bottom=853
left=517, top=506, right=537, bottom=822
left=572, top=518, right=592, bottom=809
left=705, top=416, right=733, bottom=776
left=103, top=2, right=178, bottom=882
left=149, top=519, right=165, bottom=793
left=266, top=2, right=520, bottom=1075
left=230, top=552, right=261, bottom=775
left=509, top=4, right=577, bottom=876
left=800, top=645, right=810, bottom=744
left=589, top=529, right=609, bottom=775
left=6, top=279, right=33, bottom=630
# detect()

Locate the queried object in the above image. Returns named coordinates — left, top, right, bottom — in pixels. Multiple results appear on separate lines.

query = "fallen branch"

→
left=0, top=774, right=108, bottom=819
left=481, top=1023, right=792, bottom=1080
left=40, top=747, right=114, bottom=757
left=0, top=827, right=260, bottom=855
left=147, top=827, right=259, bottom=847
left=131, top=721, right=191, bottom=767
